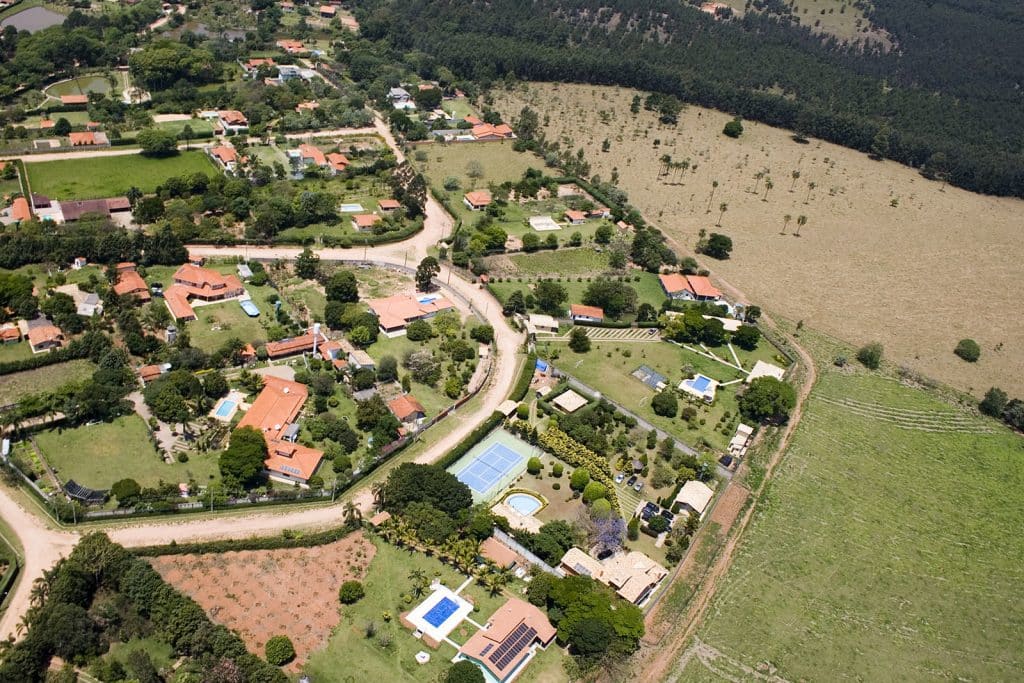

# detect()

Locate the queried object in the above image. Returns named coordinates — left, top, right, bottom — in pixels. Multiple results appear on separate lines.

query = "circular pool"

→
left=505, top=492, right=543, bottom=516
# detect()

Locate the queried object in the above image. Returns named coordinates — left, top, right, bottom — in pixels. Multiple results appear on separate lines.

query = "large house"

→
left=658, top=273, right=722, bottom=302
left=470, top=123, right=515, bottom=141
left=240, top=57, right=276, bottom=78
left=164, top=264, right=245, bottom=321
left=366, top=294, right=455, bottom=336
left=68, top=132, right=110, bottom=147
left=559, top=548, right=668, bottom=606
left=235, top=376, right=324, bottom=485
left=673, top=480, right=714, bottom=519
left=208, top=145, right=239, bottom=172
left=264, top=327, right=329, bottom=360
left=112, top=264, right=150, bottom=303
left=217, top=110, right=249, bottom=134
left=56, top=197, right=131, bottom=223
left=463, top=190, right=492, bottom=211
left=388, top=394, right=425, bottom=426
left=27, top=324, right=64, bottom=354
left=456, top=598, right=556, bottom=683
left=569, top=304, right=604, bottom=323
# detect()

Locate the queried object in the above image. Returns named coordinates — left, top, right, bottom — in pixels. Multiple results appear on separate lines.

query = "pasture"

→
left=0, top=358, right=95, bottom=406
left=493, top=82, right=1024, bottom=396
left=676, top=362, right=1024, bottom=681
left=26, top=151, right=215, bottom=199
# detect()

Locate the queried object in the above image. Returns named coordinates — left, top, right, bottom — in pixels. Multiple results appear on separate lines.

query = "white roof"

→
left=674, top=480, right=714, bottom=516
left=746, top=360, right=786, bottom=383
left=736, top=423, right=754, bottom=437
left=553, top=389, right=588, bottom=413
left=528, top=215, right=561, bottom=232
left=528, top=313, right=558, bottom=330
left=703, top=315, right=742, bottom=332
left=497, top=399, right=518, bottom=416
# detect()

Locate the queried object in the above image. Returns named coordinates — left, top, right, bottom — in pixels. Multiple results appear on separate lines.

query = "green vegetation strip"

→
left=25, top=151, right=215, bottom=200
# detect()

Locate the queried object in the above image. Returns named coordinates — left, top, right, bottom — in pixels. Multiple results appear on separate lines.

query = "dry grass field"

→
left=493, top=82, right=1024, bottom=396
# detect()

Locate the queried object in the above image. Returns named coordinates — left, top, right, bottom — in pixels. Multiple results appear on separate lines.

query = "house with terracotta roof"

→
left=377, top=198, right=401, bottom=213
left=60, top=94, right=89, bottom=106
left=588, top=206, right=611, bottom=219
left=659, top=273, right=722, bottom=302
left=559, top=548, right=668, bottom=606
left=235, top=376, right=324, bottom=485
left=456, top=598, right=556, bottom=683
left=319, top=4, right=335, bottom=17
left=241, top=57, right=276, bottom=77
left=207, top=145, right=238, bottom=172
left=217, top=110, right=249, bottom=134
left=264, top=331, right=320, bottom=359
left=388, top=394, right=425, bottom=426
left=163, top=264, right=245, bottom=321
left=366, top=294, right=456, bottom=336
left=298, top=143, right=327, bottom=168
left=9, top=197, right=31, bottom=222
left=463, top=190, right=492, bottom=211
left=464, top=115, right=483, bottom=126
left=27, top=324, right=64, bottom=354
left=279, top=0, right=294, bottom=9
left=570, top=304, right=604, bottom=323
left=317, top=339, right=348, bottom=370
left=113, top=268, right=151, bottom=303
left=240, top=343, right=257, bottom=364
left=276, top=38, right=306, bottom=54
left=295, top=100, right=320, bottom=113
left=0, top=324, right=22, bottom=344
left=38, top=119, right=55, bottom=130
left=564, top=209, right=587, bottom=225
left=351, top=213, right=382, bottom=232
left=137, top=363, right=170, bottom=385
left=68, top=131, right=109, bottom=147
left=470, top=123, right=515, bottom=141
left=326, top=152, right=349, bottom=173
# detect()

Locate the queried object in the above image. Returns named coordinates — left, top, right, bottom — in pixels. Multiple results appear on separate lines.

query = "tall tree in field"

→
left=763, top=178, right=774, bottom=201
left=415, top=256, right=440, bottom=291
left=753, top=170, right=765, bottom=194
left=790, top=169, right=801, bottom=191
left=717, top=202, right=727, bottom=227
left=795, top=215, right=807, bottom=236
left=804, top=181, right=816, bottom=204
left=659, top=154, right=672, bottom=177
left=706, top=180, right=718, bottom=213
left=782, top=214, right=792, bottom=234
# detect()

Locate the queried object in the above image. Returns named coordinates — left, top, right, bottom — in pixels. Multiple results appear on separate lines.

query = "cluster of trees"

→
left=979, top=388, right=1024, bottom=432
left=737, top=376, right=797, bottom=423
left=379, top=463, right=495, bottom=545
left=363, top=0, right=1024, bottom=198
left=0, top=533, right=286, bottom=682
left=662, top=306, right=760, bottom=350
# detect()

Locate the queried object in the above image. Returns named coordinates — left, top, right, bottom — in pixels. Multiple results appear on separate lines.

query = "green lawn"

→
left=0, top=358, right=95, bottom=406
left=25, top=151, right=216, bottom=200
left=489, top=271, right=668, bottom=323
left=25, top=110, right=91, bottom=127
left=302, top=536, right=511, bottom=683
left=683, top=367, right=1024, bottom=681
left=538, top=340, right=745, bottom=452
left=440, top=98, right=479, bottom=120
left=106, top=637, right=175, bottom=670
left=504, top=247, right=611, bottom=276
left=36, top=414, right=219, bottom=489
left=153, top=118, right=213, bottom=137
left=0, top=342, right=34, bottom=365
left=366, top=333, right=455, bottom=418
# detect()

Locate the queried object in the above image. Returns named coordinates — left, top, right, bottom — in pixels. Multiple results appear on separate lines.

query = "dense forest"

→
left=353, top=0, right=1024, bottom=198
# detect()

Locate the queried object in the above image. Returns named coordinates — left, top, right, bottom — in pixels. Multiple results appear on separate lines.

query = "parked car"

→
left=633, top=481, right=644, bottom=492
left=660, top=509, right=675, bottom=521
left=626, top=475, right=638, bottom=487
left=614, top=472, right=625, bottom=484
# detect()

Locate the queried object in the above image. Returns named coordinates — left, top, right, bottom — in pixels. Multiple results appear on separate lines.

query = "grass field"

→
left=499, top=247, right=611, bottom=276
left=302, top=536, right=525, bottom=683
left=26, top=151, right=216, bottom=199
left=493, top=82, right=1024, bottom=397
left=0, top=359, right=95, bottom=406
left=37, top=415, right=219, bottom=489
left=488, top=271, right=667, bottom=323
left=676, top=357, right=1024, bottom=680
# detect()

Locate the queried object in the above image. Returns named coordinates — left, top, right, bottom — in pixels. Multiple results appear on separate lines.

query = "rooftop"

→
left=366, top=293, right=455, bottom=331
left=236, top=376, right=323, bottom=481
left=674, top=480, right=714, bottom=516
left=458, top=598, right=556, bottom=681
left=552, top=389, right=588, bottom=413
left=388, top=394, right=425, bottom=422
left=570, top=303, right=604, bottom=319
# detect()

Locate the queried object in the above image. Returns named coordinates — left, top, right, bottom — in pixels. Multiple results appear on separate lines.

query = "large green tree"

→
left=219, top=426, right=268, bottom=489
left=382, top=462, right=473, bottom=515
left=582, top=280, right=638, bottom=319
left=738, top=377, right=796, bottom=423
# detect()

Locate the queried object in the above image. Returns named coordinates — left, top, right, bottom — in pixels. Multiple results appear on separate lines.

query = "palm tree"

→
left=753, top=170, right=765, bottom=194
left=408, top=569, right=429, bottom=598
left=790, top=169, right=801, bottom=191
left=659, top=154, right=672, bottom=177
left=763, top=178, right=774, bottom=201
left=706, top=179, right=719, bottom=213
left=795, top=214, right=807, bottom=236
left=716, top=202, right=727, bottom=227
left=343, top=500, right=362, bottom=528
left=804, top=181, right=816, bottom=204
left=782, top=214, right=792, bottom=234
left=370, top=481, right=385, bottom=511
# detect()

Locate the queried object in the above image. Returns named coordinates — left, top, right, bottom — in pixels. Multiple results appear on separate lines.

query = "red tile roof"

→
left=218, top=110, right=248, bottom=126
left=326, top=152, right=349, bottom=171
left=137, top=364, right=164, bottom=382
left=471, top=123, right=514, bottom=139
left=210, top=145, right=238, bottom=165
left=352, top=213, right=381, bottom=230
left=295, top=100, right=320, bottom=112
left=68, top=132, right=96, bottom=146
left=570, top=304, right=604, bottom=320
left=10, top=197, right=31, bottom=221
left=319, top=4, right=335, bottom=14
left=366, top=294, right=456, bottom=331
left=686, top=275, right=721, bottom=299
left=659, top=272, right=693, bottom=295
left=164, top=265, right=244, bottom=320
left=27, top=324, right=63, bottom=349
left=113, top=270, right=150, bottom=301
left=60, top=94, right=89, bottom=105
left=564, top=209, right=586, bottom=222
left=464, top=115, right=483, bottom=125
left=299, top=143, right=327, bottom=167
left=388, top=394, right=425, bottom=422
left=265, top=332, right=316, bottom=359
left=236, top=376, right=324, bottom=482
left=0, top=326, right=21, bottom=342
left=464, top=190, right=491, bottom=208
left=458, top=598, right=556, bottom=681
left=276, top=39, right=305, bottom=52
left=377, top=198, right=401, bottom=211
left=245, top=57, right=276, bottom=69
left=38, top=119, right=55, bottom=129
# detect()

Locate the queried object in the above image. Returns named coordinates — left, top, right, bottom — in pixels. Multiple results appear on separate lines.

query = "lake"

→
left=1, top=6, right=65, bottom=32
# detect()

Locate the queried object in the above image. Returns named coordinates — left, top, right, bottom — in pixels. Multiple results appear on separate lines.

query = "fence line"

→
left=491, top=528, right=562, bottom=577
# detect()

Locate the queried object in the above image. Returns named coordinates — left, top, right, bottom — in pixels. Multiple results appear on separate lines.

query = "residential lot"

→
left=488, top=271, right=668, bottom=324
left=36, top=414, right=219, bottom=489
left=683, top=357, right=1024, bottom=680
left=0, top=359, right=95, bottom=406
left=25, top=151, right=216, bottom=199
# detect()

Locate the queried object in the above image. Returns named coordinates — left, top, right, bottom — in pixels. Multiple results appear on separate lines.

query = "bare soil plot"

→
left=149, top=533, right=376, bottom=668
left=493, top=83, right=1024, bottom=396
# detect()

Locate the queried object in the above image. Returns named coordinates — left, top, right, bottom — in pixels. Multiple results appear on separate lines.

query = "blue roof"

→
left=535, top=360, right=549, bottom=371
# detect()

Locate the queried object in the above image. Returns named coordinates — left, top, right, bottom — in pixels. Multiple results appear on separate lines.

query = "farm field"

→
left=150, top=533, right=377, bottom=669
left=676, top=364, right=1024, bottom=681
left=0, top=358, right=95, bottom=406
left=302, top=535, right=514, bottom=683
left=493, top=82, right=1024, bottom=396
left=36, top=414, right=219, bottom=489
left=26, top=150, right=215, bottom=199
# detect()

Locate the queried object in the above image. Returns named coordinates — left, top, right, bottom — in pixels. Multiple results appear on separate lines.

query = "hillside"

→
left=493, top=82, right=1024, bottom=396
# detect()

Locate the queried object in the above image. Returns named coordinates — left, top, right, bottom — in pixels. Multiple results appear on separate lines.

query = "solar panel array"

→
left=488, top=624, right=537, bottom=670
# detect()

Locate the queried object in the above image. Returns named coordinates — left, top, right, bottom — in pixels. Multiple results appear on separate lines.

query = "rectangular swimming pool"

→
left=423, top=596, right=459, bottom=628
left=689, top=375, right=712, bottom=392
left=215, top=400, right=236, bottom=418
left=339, top=203, right=364, bottom=212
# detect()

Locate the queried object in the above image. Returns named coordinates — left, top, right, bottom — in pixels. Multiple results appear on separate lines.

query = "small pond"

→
left=1, top=6, right=65, bottom=32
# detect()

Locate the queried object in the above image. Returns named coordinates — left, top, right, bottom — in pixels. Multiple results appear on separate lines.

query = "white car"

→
left=614, top=472, right=625, bottom=484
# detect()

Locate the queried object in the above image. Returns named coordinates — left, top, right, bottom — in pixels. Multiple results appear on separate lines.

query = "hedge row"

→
left=131, top=523, right=358, bottom=557
left=508, top=353, right=537, bottom=403
left=437, top=410, right=504, bottom=470
left=0, top=344, right=87, bottom=376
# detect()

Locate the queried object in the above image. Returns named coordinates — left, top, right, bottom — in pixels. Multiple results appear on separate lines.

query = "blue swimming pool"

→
left=506, top=492, right=543, bottom=516
left=339, top=203, right=364, bottom=212
left=239, top=300, right=260, bottom=317
left=215, top=400, right=236, bottom=418
left=423, top=596, right=459, bottom=628
left=689, top=375, right=712, bottom=392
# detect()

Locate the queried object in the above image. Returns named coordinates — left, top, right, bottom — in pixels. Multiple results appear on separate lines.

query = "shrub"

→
left=527, top=457, right=542, bottom=475
left=551, top=463, right=564, bottom=478
left=651, top=390, right=678, bottom=417
left=856, top=342, right=884, bottom=370
left=954, top=338, right=981, bottom=362
left=569, top=467, right=591, bottom=492
left=582, top=481, right=608, bottom=504
left=339, top=580, right=365, bottom=604
left=627, top=517, right=640, bottom=540
left=265, top=636, right=295, bottom=666
left=647, top=515, right=669, bottom=534
left=516, top=404, right=530, bottom=420
left=979, top=387, right=1008, bottom=417
left=552, top=482, right=561, bottom=490
left=722, top=117, right=743, bottom=138
left=446, top=660, right=485, bottom=683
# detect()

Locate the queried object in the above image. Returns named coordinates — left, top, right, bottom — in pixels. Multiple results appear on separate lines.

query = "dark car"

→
left=660, top=509, right=675, bottom=521
left=626, top=475, right=638, bottom=487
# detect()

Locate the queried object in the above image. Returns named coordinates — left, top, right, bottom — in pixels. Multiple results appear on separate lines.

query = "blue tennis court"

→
left=455, top=442, right=524, bottom=494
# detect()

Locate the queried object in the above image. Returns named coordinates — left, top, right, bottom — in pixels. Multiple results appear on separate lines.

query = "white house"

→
left=674, top=480, right=714, bottom=519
